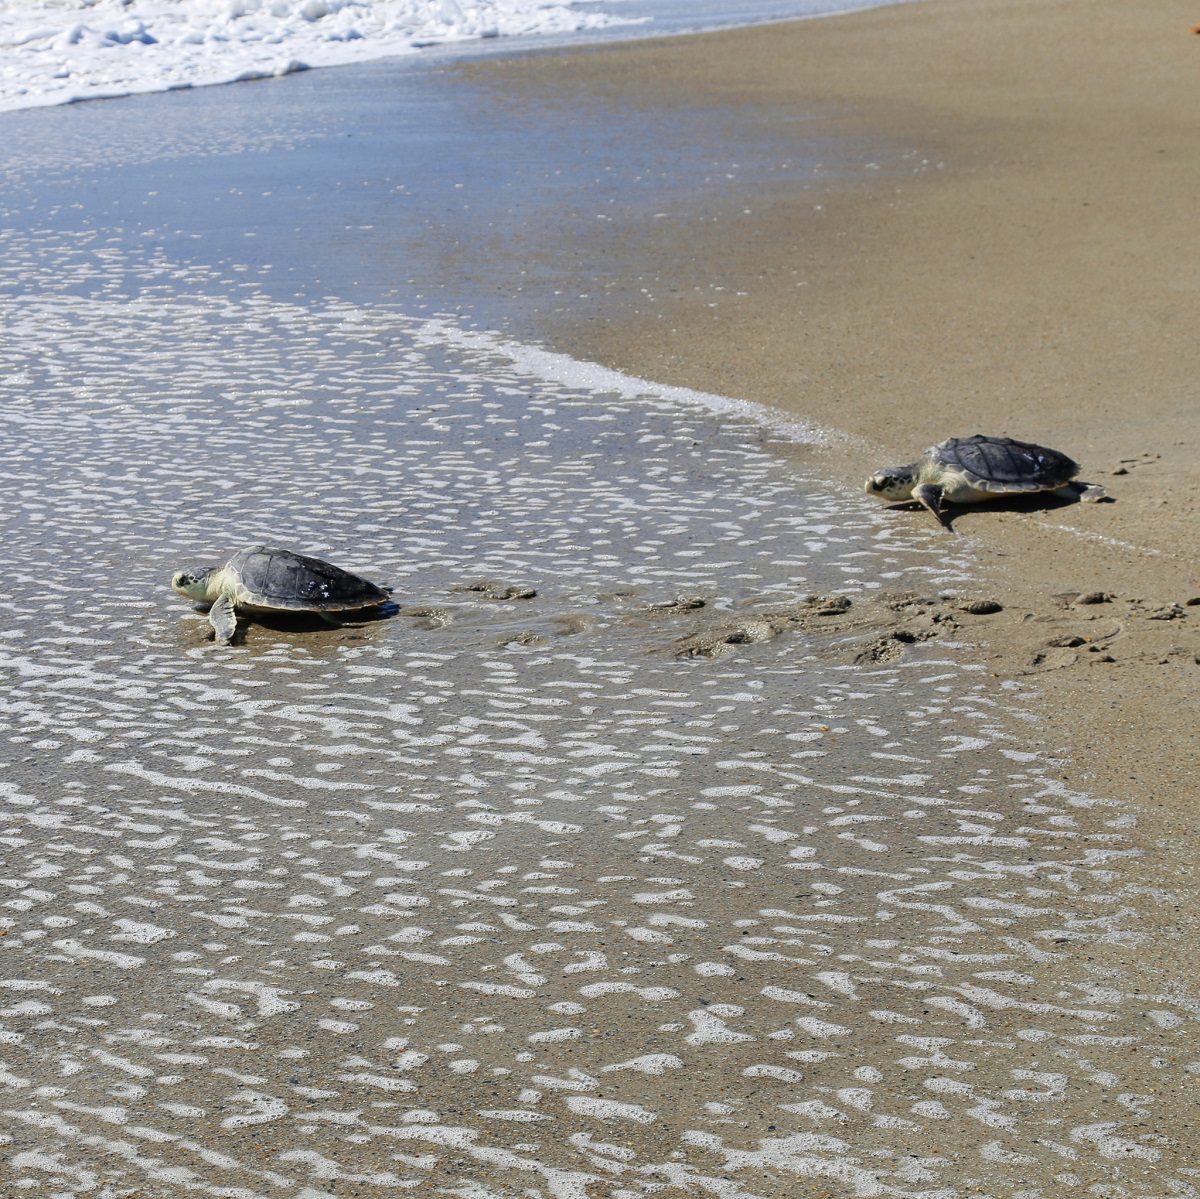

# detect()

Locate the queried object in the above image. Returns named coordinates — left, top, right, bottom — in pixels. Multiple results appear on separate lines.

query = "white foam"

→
left=564, top=1096, right=657, bottom=1124
left=414, top=319, right=826, bottom=446
left=0, top=0, right=628, bottom=114
left=0, top=232, right=1188, bottom=1197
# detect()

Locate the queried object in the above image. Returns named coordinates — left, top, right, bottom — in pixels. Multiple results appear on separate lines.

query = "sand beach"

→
left=1, top=1, right=1197, bottom=1195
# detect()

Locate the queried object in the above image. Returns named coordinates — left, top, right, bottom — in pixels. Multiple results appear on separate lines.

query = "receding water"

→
left=1, top=50, right=1197, bottom=1199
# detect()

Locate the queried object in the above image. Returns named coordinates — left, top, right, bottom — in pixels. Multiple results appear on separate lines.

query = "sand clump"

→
left=451, top=578, right=538, bottom=600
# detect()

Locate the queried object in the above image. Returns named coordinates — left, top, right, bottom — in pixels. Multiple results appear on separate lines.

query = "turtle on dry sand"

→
left=172, top=545, right=390, bottom=644
left=865, top=434, right=1106, bottom=530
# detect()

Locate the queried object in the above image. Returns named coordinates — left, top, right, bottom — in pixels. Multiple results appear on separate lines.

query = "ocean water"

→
left=1, top=17, right=1198, bottom=1199
left=0, top=0, right=915, bottom=114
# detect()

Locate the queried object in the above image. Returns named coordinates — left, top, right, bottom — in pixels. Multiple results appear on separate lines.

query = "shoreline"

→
left=2, top=13, right=1198, bottom=1188
left=462, top=0, right=1199, bottom=821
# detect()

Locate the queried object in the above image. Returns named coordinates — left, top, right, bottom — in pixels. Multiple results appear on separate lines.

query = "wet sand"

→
left=14, top=249, right=1170, bottom=1193
left=466, top=0, right=1200, bottom=817
left=2, top=8, right=1199, bottom=1195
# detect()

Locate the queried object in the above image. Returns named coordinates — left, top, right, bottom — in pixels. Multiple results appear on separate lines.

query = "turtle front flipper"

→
left=208, top=596, right=242, bottom=644
left=913, top=483, right=955, bottom=532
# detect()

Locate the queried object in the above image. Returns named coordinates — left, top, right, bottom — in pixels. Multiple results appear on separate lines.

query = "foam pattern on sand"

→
left=1, top=231, right=1198, bottom=1197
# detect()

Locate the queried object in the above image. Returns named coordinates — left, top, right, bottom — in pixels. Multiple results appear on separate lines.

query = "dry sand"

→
left=464, top=0, right=1199, bottom=826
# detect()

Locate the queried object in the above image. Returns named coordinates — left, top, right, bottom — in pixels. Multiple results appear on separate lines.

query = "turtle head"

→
left=865, top=465, right=917, bottom=502
left=172, top=565, right=221, bottom=604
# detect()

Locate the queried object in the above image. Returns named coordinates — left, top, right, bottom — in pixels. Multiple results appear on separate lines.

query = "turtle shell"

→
left=228, top=546, right=389, bottom=612
left=928, top=435, right=1080, bottom=494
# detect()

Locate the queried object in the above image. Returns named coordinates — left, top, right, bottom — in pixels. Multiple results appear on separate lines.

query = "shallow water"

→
left=0, top=41, right=888, bottom=330
left=1, top=52, right=1198, bottom=1199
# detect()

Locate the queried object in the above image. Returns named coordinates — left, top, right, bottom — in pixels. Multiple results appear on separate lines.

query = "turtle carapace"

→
left=172, top=546, right=390, bottom=644
left=865, top=435, right=1104, bottom=530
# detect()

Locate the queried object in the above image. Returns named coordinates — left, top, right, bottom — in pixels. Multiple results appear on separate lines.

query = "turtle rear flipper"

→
left=208, top=596, right=241, bottom=644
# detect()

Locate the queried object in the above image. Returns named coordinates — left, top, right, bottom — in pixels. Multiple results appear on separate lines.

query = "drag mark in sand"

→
left=0, top=226, right=1197, bottom=1197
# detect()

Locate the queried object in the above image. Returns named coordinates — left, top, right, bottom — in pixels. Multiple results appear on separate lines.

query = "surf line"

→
left=411, top=316, right=827, bottom=448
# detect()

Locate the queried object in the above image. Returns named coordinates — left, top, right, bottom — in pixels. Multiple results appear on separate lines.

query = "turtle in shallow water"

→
left=171, top=546, right=390, bottom=644
left=865, top=434, right=1105, bottom=530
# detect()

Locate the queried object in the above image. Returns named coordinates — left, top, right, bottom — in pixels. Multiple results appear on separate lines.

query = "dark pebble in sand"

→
left=645, top=596, right=707, bottom=612
left=1075, top=591, right=1112, bottom=605
left=1048, top=634, right=1085, bottom=648
left=1185, top=597, right=1200, bottom=607
left=723, top=620, right=774, bottom=645
left=957, top=598, right=1003, bottom=615
left=813, top=595, right=852, bottom=615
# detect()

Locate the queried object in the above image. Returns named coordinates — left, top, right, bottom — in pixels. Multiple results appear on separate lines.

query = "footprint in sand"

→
left=673, top=594, right=858, bottom=659
left=1026, top=645, right=1082, bottom=672
left=497, top=612, right=597, bottom=648
left=554, top=613, right=597, bottom=635
left=642, top=596, right=708, bottom=613
left=675, top=617, right=777, bottom=658
left=401, top=605, right=455, bottom=629
left=851, top=622, right=945, bottom=665
left=452, top=579, right=538, bottom=600
left=497, top=629, right=548, bottom=647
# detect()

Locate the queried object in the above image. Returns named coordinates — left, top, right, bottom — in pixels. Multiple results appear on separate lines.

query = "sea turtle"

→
left=864, top=434, right=1104, bottom=530
left=171, top=545, right=390, bottom=644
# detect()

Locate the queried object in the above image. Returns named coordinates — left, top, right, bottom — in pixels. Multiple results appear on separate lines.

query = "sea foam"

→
left=0, top=0, right=629, bottom=114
